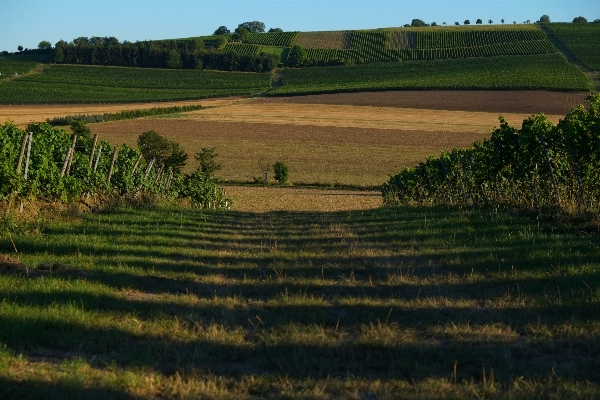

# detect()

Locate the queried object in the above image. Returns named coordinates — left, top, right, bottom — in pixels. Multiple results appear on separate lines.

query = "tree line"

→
left=52, top=37, right=278, bottom=73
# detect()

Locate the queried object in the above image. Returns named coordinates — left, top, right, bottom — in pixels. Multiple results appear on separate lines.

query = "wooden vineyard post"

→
left=131, top=153, right=143, bottom=175
left=61, top=134, right=77, bottom=177
left=23, top=132, right=33, bottom=181
left=93, top=145, right=102, bottom=171
left=65, top=134, right=78, bottom=176
left=6, top=132, right=30, bottom=218
left=89, top=134, right=98, bottom=169
left=107, top=145, right=118, bottom=183
left=20, top=132, right=34, bottom=213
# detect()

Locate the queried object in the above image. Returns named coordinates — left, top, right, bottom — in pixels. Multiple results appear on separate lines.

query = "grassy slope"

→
left=270, top=54, right=589, bottom=95
left=0, top=205, right=599, bottom=398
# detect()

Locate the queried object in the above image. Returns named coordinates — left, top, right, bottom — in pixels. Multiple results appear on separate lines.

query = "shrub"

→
left=273, top=161, right=289, bottom=185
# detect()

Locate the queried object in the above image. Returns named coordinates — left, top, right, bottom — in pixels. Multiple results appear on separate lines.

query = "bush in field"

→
left=194, top=147, right=222, bottom=177
left=184, top=171, right=231, bottom=208
left=273, top=161, right=289, bottom=185
left=573, top=16, right=588, bottom=23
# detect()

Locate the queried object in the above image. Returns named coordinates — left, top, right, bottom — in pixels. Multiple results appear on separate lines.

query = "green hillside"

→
left=544, top=23, right=600, bottom=70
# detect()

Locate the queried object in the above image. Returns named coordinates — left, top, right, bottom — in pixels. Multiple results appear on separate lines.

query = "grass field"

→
left=0, top=203, right=599, bottom=399
left=545, top=23, right=600, bottom=71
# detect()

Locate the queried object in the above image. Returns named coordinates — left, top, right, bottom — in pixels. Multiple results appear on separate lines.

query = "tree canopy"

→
left=285, top=45, right=307, bottom=68
left=268, top=28, right=283, bottom=33
left=214, top=26, right=230, bottom=35
left=38, top=41, right=52, bottom=50
left=137, top=130, right=188, bottom=173
left=539, top=15, right=551, bottom=23
left=411, top=19, right=427, bottom=27
left=572, top=16, right=588, bottom=23
left=237, top=21, right=265, bottom=33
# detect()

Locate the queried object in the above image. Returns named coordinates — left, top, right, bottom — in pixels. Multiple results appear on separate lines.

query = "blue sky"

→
left=1, top=0, right=597, bottom=52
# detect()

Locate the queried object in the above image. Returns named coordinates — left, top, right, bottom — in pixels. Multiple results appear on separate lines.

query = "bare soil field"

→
left=258, top=90, right=590, bottom=115
left=91, top=119, right=488, bottom=186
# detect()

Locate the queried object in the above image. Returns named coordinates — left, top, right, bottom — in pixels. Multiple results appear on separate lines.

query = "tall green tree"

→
left=137, top=130, right=188, bottom=173
left=214, top=26, right=230, bottom=35
left=233, top=26, right=249, bottom=42
left=38, top=41, right=52, bottom=50
left=539, top=15, right=551, bottom=23
left=411, top=19, right=427, bottom=27
left=194, top=147, right=222, bottom=177
left=572, top=16, right=588, bottom=23
left=286, top=45, right=306, bottom=67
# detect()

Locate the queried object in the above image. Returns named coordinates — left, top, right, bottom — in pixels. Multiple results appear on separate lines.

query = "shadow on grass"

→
left=1, top=205, right=599, bottom=393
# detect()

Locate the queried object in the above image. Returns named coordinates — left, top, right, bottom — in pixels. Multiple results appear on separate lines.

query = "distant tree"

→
left=69, top=120, right=91, bottom=138
left=501, top=18, right=505, bottom=24
left=286, top=44, right=306, bottom=67
left=213, top=36, right=228, bottom=49
left=214, top=26, right=230, bottom=35
left=103, top=36, right=119, bottom=46
left=594, top=19, right=600, bottom=23
left=513, top=21, right=517, bottom=24
left=572, top=16, right=588, bottom=23
left=411, top=18, right=427, bottom=27
left=442, top=22, right=447, bottom=25
left=539, top=15, right=551, bottom=23
left=268, top=28, right=283, bottom=33
left=455, top=21, right=460, bottom=25
left=17, top=45, right=23, bottom=52
left=138, top=130, right=188, bottom=173
left=73, top=37, right=89, bottom=46
left=403, top=24, right=411, bottom=27
left=464, top=20, right=471, bottom=25
left=488, top=19, right=493, bottom=24
left=38, top=41, right=52, bottom=50
left=166, top=49, right=182, bottom=68
left=233, top=26, right=249, bottom=42
left=273, top=161, right=289, bottom=185
left=194, top=147, right=222, bottom=177
left=238, top=21, right=265, bottom=33
left=431, top=22, right=438, bottom=26
left=476, top=19, right=483, bottom=24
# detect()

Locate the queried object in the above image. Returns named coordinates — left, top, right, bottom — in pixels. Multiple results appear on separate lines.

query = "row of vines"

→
left=382, top=95, right=600, bottom=216
left=0, top=122, right=231, bottom=210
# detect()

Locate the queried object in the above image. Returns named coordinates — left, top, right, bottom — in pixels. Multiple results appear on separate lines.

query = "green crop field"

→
left=223, top=43, right=262, bottom=55
left=0, top=58, right=40, bottom=80
left=545, top=23, right=600, bottom=70
left=269, top=54, right=589, bottom=95
left=0, top=64, right=272, bottom=104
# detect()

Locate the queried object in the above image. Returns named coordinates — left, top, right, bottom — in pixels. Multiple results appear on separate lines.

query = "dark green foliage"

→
left=539, top=15, right=551, bottom=23
left=233, top=27, right=249, bottom=43
left=411, top=19, right=427, bottom=27
left=273, top=161, right=289, bottom=185
left=137, top=130, right=188, bottom=173
left=476, top=19, right=483, bottom=24
left=268, top=28, right=283, bottom=33
left=183, top=171, right=231, bottom=208
left=382, top=95, right=600, bottom=216
left=37, top=41, right=51, bottom=50
left=48, top=105, right=204, bottom=126
left=166, top=49, right=182, bottom=68
left=69, top=120, right=91, bottom=138
left=286, top=45, right=307, bottom=67
left=464, top=20, right=470, bottom=25
left=238, top=21, right=265, bottom=33
left=573, top=16, right=588, bottom=23
left=214, top=26, right=230, bottom=35
left=194, top=147, right=222, bottom=178
left=0, top=122, right=228, bottom=208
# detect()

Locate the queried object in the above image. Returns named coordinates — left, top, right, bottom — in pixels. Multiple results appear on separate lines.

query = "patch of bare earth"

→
left=257, top=90, right=590, bottom=115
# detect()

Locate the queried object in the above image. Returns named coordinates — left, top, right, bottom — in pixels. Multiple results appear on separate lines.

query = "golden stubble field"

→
left=0, top=91, right=584, bottom=211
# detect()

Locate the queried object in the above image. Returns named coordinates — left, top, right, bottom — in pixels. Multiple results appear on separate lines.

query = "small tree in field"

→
left=273, top=161, right=289, bottom=185
left=464, top=20, right=470, bottom=25
left=286, top=45, right=306, bottom=67
left=476, top=19, right=483, bottom=24
left=194, top=147, right=222, bottom=178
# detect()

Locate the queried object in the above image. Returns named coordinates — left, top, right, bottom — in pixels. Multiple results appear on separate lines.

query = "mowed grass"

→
left=0, top=204, right=599, bottom=398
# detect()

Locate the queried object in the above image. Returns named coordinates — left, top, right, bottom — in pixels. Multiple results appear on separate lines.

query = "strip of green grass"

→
left=0, top=58, right=40, bottom=81
left=270, top=54, right=589, bottom=95
left=0, top=64, right=272, bottom=104
left=0, top=204, right=598, bottom=398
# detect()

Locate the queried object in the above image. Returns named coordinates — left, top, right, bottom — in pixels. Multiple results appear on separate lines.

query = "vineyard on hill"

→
left=382, top=95, right=600, bottom=216
left=269, top=54, right=589, bottom=96
left=544, top=23, right=600, bottom=70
